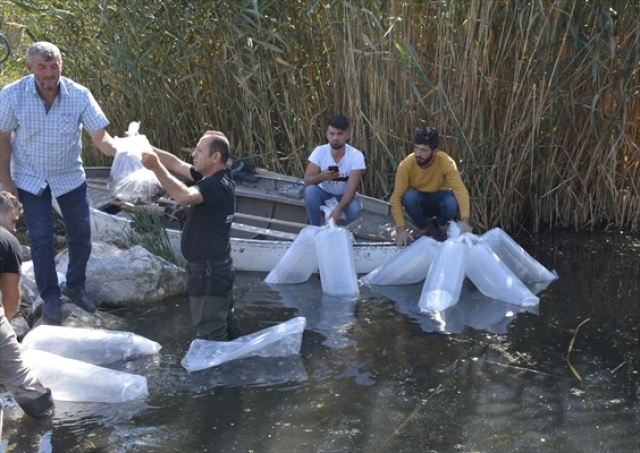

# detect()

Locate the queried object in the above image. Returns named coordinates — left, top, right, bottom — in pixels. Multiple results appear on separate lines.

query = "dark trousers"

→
left=186, top=256, right=239, bottom=341
left=401, top=189, right=460, bottom=230
left=19, top=183, right=91, bottom=302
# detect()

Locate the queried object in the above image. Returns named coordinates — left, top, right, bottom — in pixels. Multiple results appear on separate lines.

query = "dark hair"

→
left=414, top=127, right=439, bottom=150
left=203, top=130, right=230, bottom=162
left=327, top=115, right=349, bottom=131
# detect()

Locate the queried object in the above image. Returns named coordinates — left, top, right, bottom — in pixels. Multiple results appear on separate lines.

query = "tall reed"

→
left=1, top=0, right=638, bottom=232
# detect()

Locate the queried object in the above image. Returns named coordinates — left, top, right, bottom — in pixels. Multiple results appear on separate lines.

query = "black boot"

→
left=20, top=389, right=55, bottom=419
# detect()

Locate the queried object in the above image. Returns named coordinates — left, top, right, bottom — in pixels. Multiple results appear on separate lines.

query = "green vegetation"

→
left=1, top=0, right=638, bottom=233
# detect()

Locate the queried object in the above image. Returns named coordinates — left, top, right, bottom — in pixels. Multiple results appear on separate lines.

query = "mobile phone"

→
left=328, top=165, right=339, bottom=172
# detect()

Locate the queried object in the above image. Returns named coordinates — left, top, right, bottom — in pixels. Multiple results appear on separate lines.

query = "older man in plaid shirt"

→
left=0, top=42, right=118, bottom=324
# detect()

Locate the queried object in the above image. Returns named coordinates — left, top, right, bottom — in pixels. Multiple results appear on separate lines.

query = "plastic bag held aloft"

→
left=21, top=325, right=162, bottom=365
left=108, top=122, right=165, bottom=204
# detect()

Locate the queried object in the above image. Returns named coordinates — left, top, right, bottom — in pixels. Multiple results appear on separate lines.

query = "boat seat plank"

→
left=231, top=223, right=297, bottom=240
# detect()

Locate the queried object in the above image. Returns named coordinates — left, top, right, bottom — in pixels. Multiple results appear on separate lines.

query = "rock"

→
left=9, top=315, right=30, bottom=340
left=19, top=241, right=186, bottom=310
left=32, top=303, right=128, bottom=330
left=55, top=241, right=186, bottom=308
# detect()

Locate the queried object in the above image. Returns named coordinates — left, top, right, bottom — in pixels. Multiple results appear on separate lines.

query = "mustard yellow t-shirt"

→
left=390, top=152, right=470, bottom=227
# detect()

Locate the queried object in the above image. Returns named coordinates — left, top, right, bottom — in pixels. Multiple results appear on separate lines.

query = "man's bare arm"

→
left=151, top=146, right=193, bottom=180
left=141, top=152, right=202, bottom=206
left=89, top=128, right=118, bottom=158
left=0, top=273, right=21, bottom=320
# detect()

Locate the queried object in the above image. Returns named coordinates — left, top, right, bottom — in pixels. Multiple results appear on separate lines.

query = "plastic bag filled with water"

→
left=108, top=122, right=165, bottom=204
left=181, top=317, right=306, bottom=372
left=21, top=325, right=162, bottom=365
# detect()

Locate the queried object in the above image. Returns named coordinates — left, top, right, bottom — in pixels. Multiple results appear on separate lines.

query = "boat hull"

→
left=89, top=208, right=401, bottom=274
left=81, top=166, right=410, bottom=274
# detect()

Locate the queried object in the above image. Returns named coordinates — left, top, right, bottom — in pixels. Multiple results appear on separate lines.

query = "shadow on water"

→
left=1, top=231, right=638, bottom=452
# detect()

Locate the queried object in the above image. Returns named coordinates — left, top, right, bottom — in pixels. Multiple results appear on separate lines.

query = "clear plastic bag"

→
left=418, top=239, right=466, bottom=312
left=315, top=219, right=359, bottom=297
left=21, top=348, right=149, bottom=403
left=360, top=236, right=439, bottom=286
left=108, top=122, right=164, bottom=204
left=464, top=241, right=540, bottom=307
left=21, top=325, right=162, bottom=365
left=181, top=317, right=306, bottom=372
left=480, top=228, right=557, bottom=283
left=264, top=226, right=320, bottom=284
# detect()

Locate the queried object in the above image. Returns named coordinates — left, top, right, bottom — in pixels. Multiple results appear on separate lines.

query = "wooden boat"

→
left=82, top=166, right=415, bottom=274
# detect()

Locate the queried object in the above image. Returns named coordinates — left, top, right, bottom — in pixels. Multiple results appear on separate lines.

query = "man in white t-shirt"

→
left=303, top=115, right=366, bottom=226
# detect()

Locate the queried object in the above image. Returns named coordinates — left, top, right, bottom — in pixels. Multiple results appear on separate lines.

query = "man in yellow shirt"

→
left=391, top=127, right=472, bottom=247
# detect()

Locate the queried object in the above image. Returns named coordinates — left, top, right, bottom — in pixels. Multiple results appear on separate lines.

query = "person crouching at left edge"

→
left=1, top=191, right=54, bottom=439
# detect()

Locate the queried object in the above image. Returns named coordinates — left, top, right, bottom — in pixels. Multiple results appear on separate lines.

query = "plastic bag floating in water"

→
left=21, top=325, right=162, bottom=365
left=465, top=241, right=539, bottom=307
left=418, top=240, right=466, bottom=312
left=21, top=349, right=149, bottom=403
left=480, top=228, right=557, bottom=283
left=315, top=220, right=359, bottom=297
left=181, top=317, right=306, bottom=372
left=265, top=226, right=320, bottom=284
left=360, top=236, right=439, bottom=286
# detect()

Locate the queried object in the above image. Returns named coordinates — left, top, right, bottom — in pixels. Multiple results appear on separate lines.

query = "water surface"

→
left=1, top=231, right=638, bottom=452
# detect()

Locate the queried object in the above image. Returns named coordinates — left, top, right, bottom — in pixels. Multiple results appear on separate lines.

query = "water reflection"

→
left=370, top=280, right=543, bottom=334
left=266, top=279, right=357, bottom=349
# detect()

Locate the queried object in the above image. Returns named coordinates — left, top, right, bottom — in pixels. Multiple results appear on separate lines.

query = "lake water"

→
left=1, top=231, right=639, bottom=452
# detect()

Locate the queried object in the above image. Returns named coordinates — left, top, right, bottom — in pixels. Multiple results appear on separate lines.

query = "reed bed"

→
left=1, top=0, right=638, bottom=233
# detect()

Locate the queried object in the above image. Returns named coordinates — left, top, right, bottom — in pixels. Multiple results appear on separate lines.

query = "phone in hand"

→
left=328, top=165, right=339, bottom=173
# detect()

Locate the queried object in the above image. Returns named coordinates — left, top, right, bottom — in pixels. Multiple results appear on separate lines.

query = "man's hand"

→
left=329, top=207, right=343, bottom=225
left=141, top=151, right=161, bottom=171
left=395, top=227, right=414, bottom=248
left=322, top=168, right=340, bottom=181
left=460, top=218, right=472, bottom=234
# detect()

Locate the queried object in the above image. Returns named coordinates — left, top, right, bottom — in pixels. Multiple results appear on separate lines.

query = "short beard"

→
left=330, top=142, right=343, bottom=150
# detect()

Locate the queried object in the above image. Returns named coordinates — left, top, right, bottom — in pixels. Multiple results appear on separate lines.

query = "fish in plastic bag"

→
left=108, top=122, right=165, bottom=204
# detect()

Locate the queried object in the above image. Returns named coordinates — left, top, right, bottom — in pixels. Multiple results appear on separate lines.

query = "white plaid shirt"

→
left=0, top=75, right=109, bottom=197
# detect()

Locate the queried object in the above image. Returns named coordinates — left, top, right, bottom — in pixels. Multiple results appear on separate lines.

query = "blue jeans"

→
left=304, top=185, right=363, bottom=226
left=19, top=182, right=91, bottom=302
left=401, top=189, right=459, bottom=230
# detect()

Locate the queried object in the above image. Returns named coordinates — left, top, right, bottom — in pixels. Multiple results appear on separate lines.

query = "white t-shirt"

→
left=308, top=144, right=366, bottom=195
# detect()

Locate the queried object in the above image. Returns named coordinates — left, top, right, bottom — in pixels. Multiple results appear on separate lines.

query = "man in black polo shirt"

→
left=141, top=131, right=240, bottom=341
